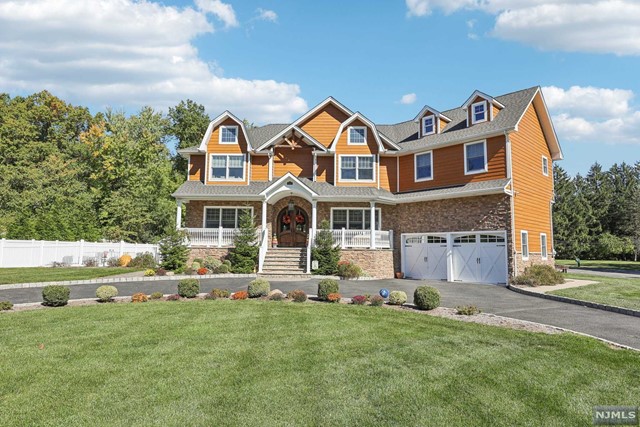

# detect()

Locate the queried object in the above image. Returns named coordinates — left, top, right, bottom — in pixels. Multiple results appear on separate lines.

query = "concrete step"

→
left=259, top=270, right=308, bottom=275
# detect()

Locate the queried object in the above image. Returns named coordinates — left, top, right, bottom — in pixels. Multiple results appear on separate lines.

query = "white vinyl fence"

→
left=0, top=239, right=159, bottom=268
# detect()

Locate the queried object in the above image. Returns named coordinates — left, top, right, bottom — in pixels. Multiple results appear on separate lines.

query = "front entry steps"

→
left=260, top=247, right=309, bottom=277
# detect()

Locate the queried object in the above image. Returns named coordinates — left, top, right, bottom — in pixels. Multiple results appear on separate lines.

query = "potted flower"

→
left=395, top=271, right=405, bottom=279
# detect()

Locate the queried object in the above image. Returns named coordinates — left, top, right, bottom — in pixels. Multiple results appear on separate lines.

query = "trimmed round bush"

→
left=42, top=285, right=70, bottom=307
left=178, top=278, right=200, bottom=298
left=144, top=269, right=155, bottom=277
left=204, top=256, right=222, bottom=271
left=269, top=292, right=285, bottom=301
left=369, top=295, right=384, bottom=307
left=288, top=289, right=307, bottom=303
left=388, top=290, right=407, bottom=306
left=215, top=264, right=230, bottom=274
left=191, top=261, right=201, bottom=270
left=0, top=300, right=13, bottom=311
left=150, top=292, right=164, bottom=300
left=96, top=285, right=118, bottom=302
left=248, top=278, right=270, bottom=298
left=317, top=279, right=339, bottom=301
left=413, top=286, right=440, bottom=310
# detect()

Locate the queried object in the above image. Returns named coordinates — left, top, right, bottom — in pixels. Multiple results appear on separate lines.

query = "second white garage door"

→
left=403, top=235, right=448, bottom=280
left=451, top=233, right=507, bottom=284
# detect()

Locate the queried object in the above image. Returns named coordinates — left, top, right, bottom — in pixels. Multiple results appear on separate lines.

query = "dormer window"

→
left=219, top=125, right=238, bottom=144
left=348, top=126, right=366, bottom=144
left=471, top=101, right=487, bottom=124
left=422, top=116, right=435, bottom=136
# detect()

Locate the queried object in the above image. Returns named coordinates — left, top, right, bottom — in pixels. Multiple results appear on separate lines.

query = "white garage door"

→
left=402, top=235, right=448, bottom=280
left=452, top=233, right=507, bottom=284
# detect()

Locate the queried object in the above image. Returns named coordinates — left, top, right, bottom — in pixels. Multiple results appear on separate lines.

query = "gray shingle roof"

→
left=172, top=180, right=272, bottom=198
left=393, top=179, right=510, bottom=201
left=247, top=124, right=289, bottom=149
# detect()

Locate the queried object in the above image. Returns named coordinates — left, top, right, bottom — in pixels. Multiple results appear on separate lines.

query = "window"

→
left=210, top=154, right=244, bottom=181
left=204, top=207, right=252, bottom=228
left=540, top=233, right=548, bottom=259
left=331, top=208, right=381, bottom=230
left=454, top=235, right=476, bottom=243
left=414, top=151, right=433, bottom=181
left=471, top=101, right=487, bottom=124
left=521, top=231, right=529, bottom=260
left=422, top=116, right=435, bottom=136
left=464, top=141, right=487, bottom=175
left=348, top=126, right=366, bottom=144
left=542, top=156, right=549, bottom=176
left=340, top=155, right=375, bottom=181
left=480, top=234, right=505, bottom=243
left=219, top=126, right=238, bottom=144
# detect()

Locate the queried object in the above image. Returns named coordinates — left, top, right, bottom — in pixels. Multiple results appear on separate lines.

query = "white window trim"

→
left=202, top=206, right=254, bottom=228
left=422, top=116, right=436, bottom=136
left=347, top=126, right=367, bottom=145
left=471, top=100, right=488, bottom=125
left=330, top=207, right=381, bottom=230
left=414, top=151, right=434, bottom=182
left=542, top=156, right=549, bottom=176
left=463, top=140, right=488, bottom=175
left=338, top=154, right=376, bottom=183
left=208, top=153, right=245, bottom=182
left=540, top=233, right=548, bottom=260
left=219, top=125, right=239, bottom=144
left=521, top=231, right=529, bottom=260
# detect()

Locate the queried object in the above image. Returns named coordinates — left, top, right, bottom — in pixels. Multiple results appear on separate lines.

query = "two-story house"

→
left=172, top=86, right=562, bottom=282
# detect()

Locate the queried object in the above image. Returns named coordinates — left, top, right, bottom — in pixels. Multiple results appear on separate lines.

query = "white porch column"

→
left=370, top=201, right=376, bottom=249
left=176, top=200, right=183, bottom=230
left=261, top=199, right=268, bottom=232
left=311, top=199, right=317, bottom=237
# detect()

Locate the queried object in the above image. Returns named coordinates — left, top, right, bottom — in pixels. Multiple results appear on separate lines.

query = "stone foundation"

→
left=188, top=247, right=231, bottom=265
left=514, top=253, right=555, bottom=276
left=340, top=249, right=394, bottom=279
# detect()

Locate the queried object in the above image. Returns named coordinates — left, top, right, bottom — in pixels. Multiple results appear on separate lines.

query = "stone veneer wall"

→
left=187, top=248, right=230, bottom=265
left=514, top=253, right=555, bottom=276
left=340, top=249, right=394, bottom=279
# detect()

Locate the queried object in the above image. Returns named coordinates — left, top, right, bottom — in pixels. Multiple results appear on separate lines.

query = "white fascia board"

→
left=329, top=112, right=385, bottom=152
left=462, top=90, right=505, bottom=110
left=258, top=172, right=318, bottom=197
left=512, top=88, right=563, bottom=161
left=412, top=105, right=452, bottom=123
left=394, top=186, right=507, bottom=204
left=197, top=111, right=252, bottom=152
left=292, top=126, right=328, bottom=151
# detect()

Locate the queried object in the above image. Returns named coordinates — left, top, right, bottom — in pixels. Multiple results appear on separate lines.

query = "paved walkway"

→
left=2, top=278, right=639, bottom=350
left=524, top=278, right=598, bottom=294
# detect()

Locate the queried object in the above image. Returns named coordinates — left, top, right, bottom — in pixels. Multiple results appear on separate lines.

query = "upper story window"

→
left=422, top=116, right=435, bottom=136
left=210, top=154, right=244, bottom=181
left=331, top=208, right=381, bottom=230
left=340, top=155, right=374, bottom=181
left=542, top=156, right=549, bottom=176
left=348, top=126, right=366, bottom=145
left=464, top=141, right=487, bottom=175
left=414, top=151, right=433, bottom=181
left=471, top=101, right=487, bottom=124
left=219, top=125, right=238, bottom=144
left=204, top=207, right=252, bottom=228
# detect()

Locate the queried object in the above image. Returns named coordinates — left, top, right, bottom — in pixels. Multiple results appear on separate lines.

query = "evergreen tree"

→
left=553, top=166, right=593, bottom=258
left=229, top=209, right=258, bottom=273
left=159, top=229, right=190, bottom=271
left=311, top=220, right=341, bottom=275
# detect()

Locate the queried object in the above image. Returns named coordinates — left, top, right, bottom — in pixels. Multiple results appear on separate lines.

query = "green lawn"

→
left=1, top=301, right=638, bottom=426
left=0, top=267, right=141, bottom=285
left=555, top=259, right=640, bottom=271
left=550, top=273, right=640, bottom=311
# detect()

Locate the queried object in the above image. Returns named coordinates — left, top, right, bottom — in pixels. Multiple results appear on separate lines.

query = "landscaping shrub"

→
left=231, top=290, right=248, bottom=300
left=456, top=305, right=481, bottom=315
left=337, top=261, right=362, bottom=279
left=166, top=294, right=180, bottom=301
left=413, top=286, right=440, bottom=310
left=229, top=210, right=258, bottom=273
left=510, top=275, right=534, bottom=287
left=0, top=300, right=13, bottom=311
left=288, top=289, right=307, bottom=303
left=351, top=295, right=367, bottom=305
left=248, top=278, right=270, bottom=298
left=159, top=229, right=189, bottom=271
left=214, top=264, right=229, bottom=274
left=311, top=220, right=340, bottom=275
left=223, top=260, right=232, bottom=268
left=193, top=258, right=204, bottom=265
left=119, top=254, right=132, bottom=267
left=150, top=292, right=164, bottom=300
left=204, top=256, right=221, bottom=271
left=369, top=295, right=384, bottom=307
left=388, top=291, right=407, bottom=306
left=51, top=261, right=69, bottom=268
left=191, top=261, right=201, bottom=270
left=42, top=285, right=70, bottom=307
left=155, top=268, right=167, bottom=276
left=178, top=278, right=200, bottom=298
left=131, top=293, right=148, bottom=303
left=129, top=252, right=157, bottom=269
left=83, top=258, right=98, bottom=267
left=512, top=264, right=565, bottom=287
left=197, top=267, right=209, bottom=275
left=269, top=292, right=285, bottom=301
left=144, top=269, right=155, bottom=277
left=106, top=257, right=120, bottom=267
left=327, top=293, right=341, bottom=303
left=96, top=285, right=118, bottom=302
left=184, top=267, right=195, bottom=275
left=208, top=288, right=230, bottom=299
left=317, top=278, right=339, bottom=301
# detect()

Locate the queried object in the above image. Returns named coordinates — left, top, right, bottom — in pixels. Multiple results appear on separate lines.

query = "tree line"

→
left=553, top=162, right=640, bottom=261
left=0, top=91, right=211, bottom=243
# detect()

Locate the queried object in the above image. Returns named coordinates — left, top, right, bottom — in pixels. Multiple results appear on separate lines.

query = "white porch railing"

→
left=182, top=227, right=240, bottom=247
left=330, top=229, right=393, bottom=249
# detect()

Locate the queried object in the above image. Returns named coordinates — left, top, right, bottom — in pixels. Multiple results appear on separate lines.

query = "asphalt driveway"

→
left=2, top=278, right=639, bottom=350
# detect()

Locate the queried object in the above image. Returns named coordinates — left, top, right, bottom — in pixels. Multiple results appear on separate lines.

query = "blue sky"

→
left=1, top=0, right=639, bottom=175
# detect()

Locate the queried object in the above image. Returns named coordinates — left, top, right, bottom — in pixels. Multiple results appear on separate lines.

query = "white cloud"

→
left=256, top=8, right=278, bottom=22
left=542, top=86, right=640, bottom=145
left=0, top=0, right=307, bottom=123
left=466, top=19, right=478, bottom=40
left=399, top=93, right=417, bottom=105
left=195, top=0, right=238, bottom=28
left=406, top=1, right=640, bottom=56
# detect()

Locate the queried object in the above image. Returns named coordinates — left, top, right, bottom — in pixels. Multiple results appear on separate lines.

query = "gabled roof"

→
left=197, top=111, right=252, bottom=152
left=271, top=126, right=328, bottom=152
left=462, top=90, right=505, bottom=110
left=329, top=112, right=401, bottom=152
left=515, top=87, right=563, bottom=161
left=412, top=105, right=452, bottom=123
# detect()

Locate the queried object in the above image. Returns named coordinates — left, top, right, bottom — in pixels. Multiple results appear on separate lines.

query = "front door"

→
left=277, top=206, right=308, bottom=247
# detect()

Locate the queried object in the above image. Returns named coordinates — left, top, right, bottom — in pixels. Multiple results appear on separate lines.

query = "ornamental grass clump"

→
left=388, top=291, right=407, bottom=306
left=96, top=285, right=118, bottom=302
left=413, top=286, right=440, bottom=310
left=317, top=279, right=339, bottom=301
left=42, top=285, right=70, bottom=307
left=178, top=279, right=200, bottom=298
left=369, top=295, right=384, bottom=307
left=456, top=305, right=481, bottom=315
left=288, top=289, right=307, bottom=303
left=248, top=278, right=270, bottom=298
